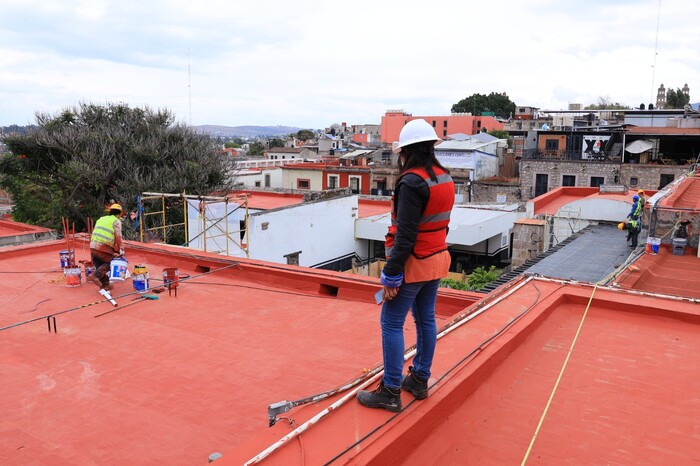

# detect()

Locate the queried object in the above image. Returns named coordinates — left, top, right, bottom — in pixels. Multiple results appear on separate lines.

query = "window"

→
left=562, top=175, right=576, bottom=186
left=590, top=176, right=604, bottom=188
left=254, top=181, right=261, bottom=187
left=443, top=120, right=447, bottom=128
left=443, top=130, right=447, bottom=137
left=545, top=139, right=559, bottom=152
left=284, top=251, right=300, bottom=266
left=349, top=176, right=360, bottom=194
left=477, top=121, right=481, bottom=128
left=630, top=177, right=638, bottom=186
left=535, top=173, right=549, bottom=197
left=297, top=179, right=310, bottom=190
left=264, top=174, right=271, bottom=187
left=432, top=120, right=436, bottom=127
left=659, top=174, right=674, bottom=189
left=328, top=175, right=339, bottom=189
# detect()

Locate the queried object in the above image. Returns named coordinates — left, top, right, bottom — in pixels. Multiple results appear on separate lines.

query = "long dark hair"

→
left=399, top=140, right=450, bottom=182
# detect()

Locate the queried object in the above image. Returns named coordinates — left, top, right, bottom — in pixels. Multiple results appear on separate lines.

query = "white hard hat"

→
left=392, top=119, right=441, bottom=153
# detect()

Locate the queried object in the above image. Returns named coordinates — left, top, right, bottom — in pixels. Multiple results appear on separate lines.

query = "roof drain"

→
left=254, top=276, right=536, bottom=465
left=319, top=284, right=339, bottom=297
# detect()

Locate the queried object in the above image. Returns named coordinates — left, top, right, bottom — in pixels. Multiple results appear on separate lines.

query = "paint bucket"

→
left=59, top=250, right=74, bottom=268
left=133, top=265, right=149, bottom=293
left=64, top=266, right=82, bottom=287
left=84, top=261, right=96, bottom=278
left=109, top=257, right=128, bottom=282
left=651, top=237, right=661, bottom=254
left=163, top=267, right=179, bottom=289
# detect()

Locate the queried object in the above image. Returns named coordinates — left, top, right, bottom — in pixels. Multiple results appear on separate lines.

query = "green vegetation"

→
left=441, top=265, right=501, bottom=291
left=451, top=92, right=516, bottom=119
left=488, top=129, right=509, bottom=140
left=247, top=141, right=265, bottom=156
left=665, top=88, right=690, bottom=109
left=584, top=96, right=631, bottom=110
left=296, top=129, right=315, bottom=141
left=0, top=102, right=234, bottom=234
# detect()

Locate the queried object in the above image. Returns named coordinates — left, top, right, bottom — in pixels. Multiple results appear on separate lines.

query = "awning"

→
left=625, top=139, right=654, bottom=154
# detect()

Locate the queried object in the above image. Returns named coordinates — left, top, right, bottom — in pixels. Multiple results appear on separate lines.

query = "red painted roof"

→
left=0, top=238, right=480, bottom=465
left=3, top=229, right=699, bottom=464
left=358, top=199, right=391, bottom=218
left=0, top=218, right=53, bottom=238
left=659, top=174, right=700, bottom=210
left=531, top=187, right=657, bottom=216
left=228, top=191, right=304, bottom=210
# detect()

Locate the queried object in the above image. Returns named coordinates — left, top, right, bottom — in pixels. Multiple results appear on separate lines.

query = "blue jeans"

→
left=381, top=278, right=440, bottom=389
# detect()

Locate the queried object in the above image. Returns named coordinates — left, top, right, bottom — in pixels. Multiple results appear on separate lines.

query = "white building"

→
left=435, top=134, right=506, bottom=181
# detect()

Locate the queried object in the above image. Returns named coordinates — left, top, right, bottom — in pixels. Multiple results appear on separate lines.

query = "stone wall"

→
left=511, top=219, right=546, bottom=267
left=519, top=160, right=692, bottom=201
left=650, top=209, right=699, bottom=249
left=472, top=179, right=522, bottom=205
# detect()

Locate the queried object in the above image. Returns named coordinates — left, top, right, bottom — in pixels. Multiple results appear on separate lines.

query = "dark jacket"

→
left=383, top=173, right=429, bottom=277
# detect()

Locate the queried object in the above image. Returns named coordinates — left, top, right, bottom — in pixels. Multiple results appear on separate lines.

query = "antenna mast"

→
left=188, top=48, right=192, bottom=126
left=650, top=0, right=662, bottom=104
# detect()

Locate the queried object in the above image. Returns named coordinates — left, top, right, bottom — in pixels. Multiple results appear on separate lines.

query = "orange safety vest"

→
left=385, top=166, right=454, bottom=259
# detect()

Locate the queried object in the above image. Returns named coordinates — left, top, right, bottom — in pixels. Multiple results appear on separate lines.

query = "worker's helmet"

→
left=618, top=222, right=625, bottom=230
left=392, top=119, right=441, bottom=153
left=109, top=203, right=122, bottom=212
left=633, top=195, right=639, bottom=201
left=637, top=189, right=645, bottom=194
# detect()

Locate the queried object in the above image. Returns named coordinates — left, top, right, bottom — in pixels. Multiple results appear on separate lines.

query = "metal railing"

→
left=522, top=149, right=616, bottom=162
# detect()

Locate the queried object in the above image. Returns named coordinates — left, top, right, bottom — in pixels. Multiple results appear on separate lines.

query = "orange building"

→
left=381, top=110, right=504, bottom=144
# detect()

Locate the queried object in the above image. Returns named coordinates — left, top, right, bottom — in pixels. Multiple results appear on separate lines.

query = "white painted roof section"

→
left=340, top=149, right=374, bottom=159
left=355, top=205, right=518, bottom=245
left=471, top=132, right=500, bottom=143
left=446, top=133, right=472, bottom=141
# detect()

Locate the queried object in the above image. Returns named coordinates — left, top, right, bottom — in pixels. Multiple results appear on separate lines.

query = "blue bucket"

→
left=132, top=265, right=149, bottom=293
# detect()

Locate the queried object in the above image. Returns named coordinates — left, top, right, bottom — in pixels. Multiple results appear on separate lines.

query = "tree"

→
left=451, top=92, right=516, bottom=119
left=296, top=129, right=315, bottom=141
left=584, top=96, right=630, bottom=110
left=247, top=141, right=265, bottom=156
left=467, top=265, right=500, bottom=291
left=0, top=102, right=235, bottom=235
left=224, top=141, right=240, bottom=148
left=488, top=129, right=509, bottom=140
left=665, top=88, right=690, bottom=108
left=268, top=137, right=286, bottom=148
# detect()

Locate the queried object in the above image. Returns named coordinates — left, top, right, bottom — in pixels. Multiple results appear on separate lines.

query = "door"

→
left=534, top=173, right=549, bottom=197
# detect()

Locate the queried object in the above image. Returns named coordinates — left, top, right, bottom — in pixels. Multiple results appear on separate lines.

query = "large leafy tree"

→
left=0, top=102, right=235, bottom=235
left=451, top=92, right=516, bottom=119
left=665, top=88, right=690, bottom=108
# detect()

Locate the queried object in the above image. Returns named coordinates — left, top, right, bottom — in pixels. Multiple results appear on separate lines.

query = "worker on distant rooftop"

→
left=619, top=219, right=640, bottom=248
left=627, top=194, right=642, bottom=222
left=637, top=189, right=646, bottom=209
left=357, top=119, right=455, bottom=412
left=89, top=203, right=125, bottom=291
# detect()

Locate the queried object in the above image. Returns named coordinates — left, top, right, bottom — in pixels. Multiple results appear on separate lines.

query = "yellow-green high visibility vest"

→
left=91, top=215, right=118, bottom=247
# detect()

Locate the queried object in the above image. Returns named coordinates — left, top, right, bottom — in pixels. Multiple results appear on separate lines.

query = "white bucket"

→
left=109, top=257, right=128, bottom=282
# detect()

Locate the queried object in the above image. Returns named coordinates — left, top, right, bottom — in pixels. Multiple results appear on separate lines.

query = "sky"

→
left=1, top=0, right=699, bottom=129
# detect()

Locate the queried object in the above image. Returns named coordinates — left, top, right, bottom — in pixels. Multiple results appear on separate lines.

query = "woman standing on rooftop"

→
left=357, top=119, right=455, bottom=412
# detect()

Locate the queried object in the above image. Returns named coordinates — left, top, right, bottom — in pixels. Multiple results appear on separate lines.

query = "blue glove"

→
left=380, top=271, right=403, bottom=288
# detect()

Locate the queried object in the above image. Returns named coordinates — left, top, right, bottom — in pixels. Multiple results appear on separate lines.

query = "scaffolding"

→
left=545, top=206, right=583, bottom=249
left=138, top=192, right=249, bottom=257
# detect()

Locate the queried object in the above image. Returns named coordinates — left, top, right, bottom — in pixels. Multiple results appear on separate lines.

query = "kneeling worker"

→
left=618, top=219, right=640, bottom=248
left=89, top=203, right=125, bottom=291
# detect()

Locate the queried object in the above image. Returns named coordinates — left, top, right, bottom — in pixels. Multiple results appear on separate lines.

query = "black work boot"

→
left=401, top=366, right=429, bottom=400
left=357, top=382, right=402, bottom=412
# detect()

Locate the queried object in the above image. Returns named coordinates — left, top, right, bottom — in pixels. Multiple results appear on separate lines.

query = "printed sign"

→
left=582, top=135, right=610, bottom=160
left=435, top=150, right=475, bottom=169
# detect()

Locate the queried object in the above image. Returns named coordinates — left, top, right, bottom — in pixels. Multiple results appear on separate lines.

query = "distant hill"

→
left=195, top=125, right=310, bottom=139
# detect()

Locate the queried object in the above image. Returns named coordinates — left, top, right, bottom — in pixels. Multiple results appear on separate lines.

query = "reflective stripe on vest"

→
left=91, top=215, right=117, bottom=247
left=385, top=167, right=454, bottom=259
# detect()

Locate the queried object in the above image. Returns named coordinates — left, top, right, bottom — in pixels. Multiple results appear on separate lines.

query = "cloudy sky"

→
left=1, top=0, right=698, bottom=129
